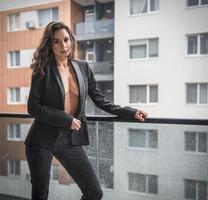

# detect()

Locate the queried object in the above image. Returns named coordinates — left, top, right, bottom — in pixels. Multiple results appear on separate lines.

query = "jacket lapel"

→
left=51, top=60, right=86, bottom=117
left=70, top=60, right=85, bottom=117
left=51, top=61, right=65, bottom=107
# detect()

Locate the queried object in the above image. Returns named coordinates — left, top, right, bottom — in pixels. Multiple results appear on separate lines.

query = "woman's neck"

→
left=56, top=58, right=68, bottom=69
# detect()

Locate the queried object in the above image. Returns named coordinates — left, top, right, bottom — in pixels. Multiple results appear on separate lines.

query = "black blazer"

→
left=24, top=59, right=137, bottom=148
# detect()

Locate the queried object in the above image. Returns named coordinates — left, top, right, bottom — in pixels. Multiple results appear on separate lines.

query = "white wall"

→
left=21, top=49, right=35, bottom=67
left=114, top=122, right=208, bottom=200
left=114, top=0, right=208, bottom=119
left=114, top=1, right=208, bottom=199
left=20, top=11, right=38, bottom=30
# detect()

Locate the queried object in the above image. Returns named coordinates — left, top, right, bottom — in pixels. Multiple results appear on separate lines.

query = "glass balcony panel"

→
left=89, top=61, right=113, bottom=75
left=0, top=116, right=207, bottom=200
left=75, top=19, right=114, bottom=40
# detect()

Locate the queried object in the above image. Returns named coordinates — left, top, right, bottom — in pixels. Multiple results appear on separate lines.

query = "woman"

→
left=25, top=21, right=148, bottom=200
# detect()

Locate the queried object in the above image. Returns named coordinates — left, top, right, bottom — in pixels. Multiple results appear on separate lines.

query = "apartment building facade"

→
left=114, top=0, right=208, bottom=119
left=114, top=0, right=208, bottom=199
left=73, top=0, right=115, bottom=114
left=0, top=0, right=73, bottom=113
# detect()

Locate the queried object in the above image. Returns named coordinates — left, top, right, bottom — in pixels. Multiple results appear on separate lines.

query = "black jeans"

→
left=25, top=130, right=103, bottom=200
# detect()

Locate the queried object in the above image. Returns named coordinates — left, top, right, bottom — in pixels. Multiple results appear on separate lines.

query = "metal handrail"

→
left=0, top=112, right=207, bottom=125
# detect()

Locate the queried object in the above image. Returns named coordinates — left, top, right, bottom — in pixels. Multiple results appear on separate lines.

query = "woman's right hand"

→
left=71, top=117, right=81, bottom=130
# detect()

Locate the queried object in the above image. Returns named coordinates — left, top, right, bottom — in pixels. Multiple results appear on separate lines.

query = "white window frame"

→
left=184, top=179, right=207, bottom=200
left=186, top=83, right=208, bottom=105
left=8, top=49, right=35, bottom=68
left=7, top=13, right=20, bottom=32
left=129, top=84, right=158, bottom=105
left=8, top=88, right=21, bottom=104
left=85, top=8, right=95, bottom=17
left=129, top=0, right=160, bottom=16
left=129, top=39, right=148, bottom=59
left=128, top=172, right=158, bottom=195
left=128, top=128, right=158, bottom=151
left=186, top=33, right=208, bottom=56
left=7, top=160, right=21, bottom=177
left=7, top=8, right=58, bottom=32
left=7, top=51, right=20, bottom=68
left=7, top=87, right=30, bottom=105
left=86, top=48, right=95, bottom=62
left=129, top=38, right=159, bottom=60
left=38, top=7, right=58, bottom=28
left=7, top=124, right=21, bottom=141
left=186, top=0, right=208, bottom=7
left=185, top=131, right=207, bottom=154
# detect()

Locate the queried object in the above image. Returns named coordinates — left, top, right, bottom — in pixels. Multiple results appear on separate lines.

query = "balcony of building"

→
left=85, top=81, right=113, bottom=115
left=72, top=0, right=114, bottom=41
left=0, top=113, right=207, bottom=200
left=77, top=39, right=114, bottom=82
left=75, top=19, right=114, bottom=41
left=89, top=61, right=113, bottom=80
left=73, top=0, right=114, bottom=6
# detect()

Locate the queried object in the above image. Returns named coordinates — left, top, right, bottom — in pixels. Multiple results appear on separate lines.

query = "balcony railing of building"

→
left=89, top=61, right=113, bottom=75
left=88, top=61, right=113, bottom=81
left=0, top=113, right=207, bottom=200
left=75, top=19, right=114, bottom=41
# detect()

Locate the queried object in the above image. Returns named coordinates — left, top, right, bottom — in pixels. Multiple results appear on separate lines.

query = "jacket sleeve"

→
left=86, top=62, right=137, bottom=119
left=27, top=73, right=73, bottom=130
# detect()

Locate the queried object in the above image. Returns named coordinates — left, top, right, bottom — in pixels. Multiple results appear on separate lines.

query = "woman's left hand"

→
left=135, top=110, right=148, bottom=122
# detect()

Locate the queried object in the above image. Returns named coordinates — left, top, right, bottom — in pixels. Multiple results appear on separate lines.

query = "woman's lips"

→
left=61, top=50, right=68, bottom=54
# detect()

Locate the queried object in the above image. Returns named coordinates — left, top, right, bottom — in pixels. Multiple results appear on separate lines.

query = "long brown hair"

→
left=31, top=21, right=76, bottom=76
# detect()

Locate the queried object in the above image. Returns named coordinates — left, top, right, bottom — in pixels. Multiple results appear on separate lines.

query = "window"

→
left=8, top=49, right=35, bottom=68
left=129, top=129, right=158, bottom=149
left=8, top=88, right=20, bottom=103
left=185, top=131, right=207, bottom=153
left=8, top=51, right=20, bottom=67
left=129, top=85, right=158, bottom=103
left=85, top=6, right=95, bottom=22
left=129, top=38, right=158, bottom=59
left=187, top=33, right=208, bottom=55
left=8, top=87, right=30, bottom=104
left=8, top=9, right=58, bottom=31
left=186, top=83, right=208, bottom=104
left=38, top=7, right=58, bottom=27
left=130, top=0, right=159, bottom=15
left=184, top=179, right=207, bottom=200
left=128, top=173, right=158, bottom=194
left=8, top=13, right=20, bottom=31
left=8, top=160, right=20, bottom=176
left=187, top=0, right=208, bottom=7
left=7, top=124, right=21, bottom=141
left=86, top=48, right=95, bottom=62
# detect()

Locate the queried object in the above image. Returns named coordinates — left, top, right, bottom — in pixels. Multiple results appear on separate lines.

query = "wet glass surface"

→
left=0, top=117, right=207, bottom=200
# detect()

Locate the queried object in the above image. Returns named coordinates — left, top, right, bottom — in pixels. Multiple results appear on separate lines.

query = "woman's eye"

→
left=53, top=40, right=59, bottom=44
left=64, top=38, right=69, bottom=42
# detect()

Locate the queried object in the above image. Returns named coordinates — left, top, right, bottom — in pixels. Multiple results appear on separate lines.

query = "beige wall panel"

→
left=0, top=1, right=72, bottom=113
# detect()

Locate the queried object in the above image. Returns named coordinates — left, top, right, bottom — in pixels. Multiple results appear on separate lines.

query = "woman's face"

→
left=52, top=28, right=71, bottom=61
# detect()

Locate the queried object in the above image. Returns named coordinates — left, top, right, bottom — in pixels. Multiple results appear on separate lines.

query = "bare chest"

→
left=58, top=67, right=79, bottom=95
